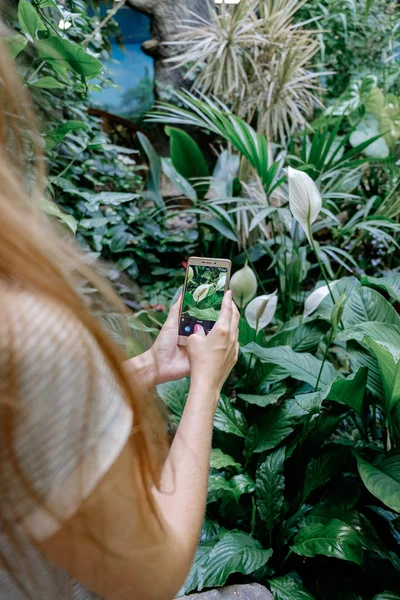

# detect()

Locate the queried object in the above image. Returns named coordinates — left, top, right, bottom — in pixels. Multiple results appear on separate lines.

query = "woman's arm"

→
left=39, top=293, right=239, bottom=600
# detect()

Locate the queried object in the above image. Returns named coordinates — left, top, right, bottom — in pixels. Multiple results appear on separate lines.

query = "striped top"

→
left=0, top=288, right=133, bottom=598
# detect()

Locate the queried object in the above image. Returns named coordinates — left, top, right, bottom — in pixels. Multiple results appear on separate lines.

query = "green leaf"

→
left=198, top=530, right=273, bottom=590
left=291, top=518, right=363, bottom=565
left=45, top=120, right=89, bottom=150
left=327, top=367, right=368, bottom=416
left=337, top=322, right=400, bottom=348
left=373, top=594, right=400, bottom=600
left=363, top=337, right=400, bottom=415
left=210, top=448, right=241, bottom=471
left=166, top=127, right=209, bottom=199
left=362, top=274, right=400, bottom=303
left=180, top=540, right=215, bottom=595
left=137, top=132, right=165, bottom=211
left=207, top=473, right=233, bottom=503
left=229, top=474, right=255, bottom=499
left=256, top=446, right=286, bottom=537
left=238, top=388, right=285, bottom=408
left=4, top=34, right=28, bottom=58
left=267, top=322, right=328, bottom=353
left=109, top=232, right=132, bottom=253
left=356, top=452, right=400, bottom=513
left=343, top=287, right=400, bottom=328
left=246, top=399, right=306, bottom=453
left=188, top=306, right=220, bottom=321
left=303, top=448, right=348, bottom=502
left=39, top=197, right=76, bottom=233
left=30, top=76, right=64, bottom=89
left=242, top=343, right=338, bottom=389
left=346, top=341, right=383, bottom=399
left=269, top=574, right=316, bottom=600
left=157, top=378, right=189, bottom=424
left=18, top=1, right=47, bottom=40
left=37, top=37, right=102, bottom=79
left=200, top=217, right=239, bottom=243
left=161, top=158, right=197, bottom=202
left=214, top=395, right=247, bottom=438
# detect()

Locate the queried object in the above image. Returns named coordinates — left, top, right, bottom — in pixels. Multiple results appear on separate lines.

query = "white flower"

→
left=304, top=282, right=337, bottom=317
left=288, top=166, right=322, bottom=245
left=245, top=292, right=278, bottom=330
left=187, top=266, right=194, bottom=283
left=216, top=274, right=226, bottom=291
left=230, top=264, right=257, bottom=308
left=58, top=19, right=72, bottom=30
left=193, top=283, right=211, bottom=302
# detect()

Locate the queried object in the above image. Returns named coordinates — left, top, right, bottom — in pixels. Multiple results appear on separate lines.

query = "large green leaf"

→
left=362, top=275, right=400, bottom=303
left=4, top=34, right=28, bottom=58
left=199, top=531, right=273, bottom=590
left=40, top=197, right=77, bottom=234
left=166, top=127, right=209, bottom=199
left=291, top=518, right=363, bottom=565
left=363, top=337, right=400, bottom=415
left=356, top=452, right=400, bottom=513
left=207, top=473, right=254, bottom=504
left=242, top=343, right=338, bottom=389
left=45, top=120, right=89, bottom=150
left=37, top=37, right=102, bottom=78
left=343, top=287, right=400, bottom=328
left=238, top=388, right=286, bottom=408
left=210, top=448, right=241, bottom=471
left=246, top=400, right=306, bottom=453
left=269, top=574, right=316, bottom=600
left=18, top=0, right=47, bottom=40
left=207, top=473, right=232, bottom=504
left=337, top=322, right=400, bottom=348
left=161, top=158, right=197, bottom=202
left=327, top=368, right=368, bottom=416
left=188, top=306, right=220, bottom=321
left=31, top=76, right=64, bottom=89
left=267, top=322, right=328, bottom=353
left=214, top=395, right=248, bottom=438
left=302, top=448, right=348, bottom=502
left=137, top=132, right=165, bottom=210
left=179, top=540, right=215, bottom=596
left=256, top=446, right=286, bottom=538
left=373, top=594, right=400, bottom=600
left=346, top=341, right=383, bottom=399
left=315, top=276, right=360, bottom=321
left=157, top=378, right=189, bottom=424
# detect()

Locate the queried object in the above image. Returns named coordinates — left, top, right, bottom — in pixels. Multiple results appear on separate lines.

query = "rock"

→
left=180, top=583, right=273, bottom=600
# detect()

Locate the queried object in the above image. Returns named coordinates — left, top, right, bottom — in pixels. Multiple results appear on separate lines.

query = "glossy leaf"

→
left=291, top=518, right=363, bottom=565
left=210, top=448, right=241, bottom=471
left=256, top=447, right=286, bottom=536
left=199, top=530, right=273, bottom=590
left=31, top=76, right=65, bottom=89
left=214, top=395, right=248, bottom=438
left=343, top=287, right=400, bottom=328
left=362, top=275, right=400, bottom=303
left=303, top=448, right=348, bottom=501
left=37, top=37, right=102, bottom=78
left=327, top=367, right=368, bottom=416
left=269, top=574, right=316, bottom=600
left=246, top=400, right=306, bottom=453
left=242, top=343, right=338, bottom=389
left=372, top=594, right=400, bottom=600
left=363, top=337, right=400, bottom=415
left=18, top=1, right=47, bottom=40
left=4, top=34, right=28, bottom=58
left=166, top=127, right=209, bottom=199
left=157, top=378, right=189, bottom=424
left=137, top=132, right=165, bottom=210
left=356, top=453, right=400, bottom=513
left=179, top=540, right=215, bottom=596
left=346, top=341, right=383, bottom=399
left=238, top=388, right=286, bottom=407
left=40, top=197, right=77, bottom=233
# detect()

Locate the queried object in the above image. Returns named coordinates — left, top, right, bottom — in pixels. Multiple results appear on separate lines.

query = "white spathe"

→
left=193, top=283, right=212, bottom=302
left=304, top=282, right=337, bottom=317
left=230, top=264, right=257, bottom=308
left=245, top=292, right=278, bottom=330
left=288, top=166, right=322, bottom=245
left=187, top=266, right=194, bottom=283
left=58, top=19, right=71, bottom=30
left=216, top=274, right=227, bottom=291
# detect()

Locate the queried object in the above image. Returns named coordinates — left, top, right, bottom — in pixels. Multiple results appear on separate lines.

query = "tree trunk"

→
left=127, top=0, right=212, bottom=99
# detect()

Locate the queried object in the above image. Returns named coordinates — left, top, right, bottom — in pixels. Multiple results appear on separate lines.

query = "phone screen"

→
left=179, top=265, right=228, bottom=337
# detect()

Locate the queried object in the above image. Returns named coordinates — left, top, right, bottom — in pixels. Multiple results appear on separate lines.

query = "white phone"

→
left=178, top=256, right=232, bottom=346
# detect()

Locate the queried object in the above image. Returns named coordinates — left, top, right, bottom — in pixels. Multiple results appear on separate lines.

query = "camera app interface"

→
left=179, top=265, right=227, bottom=337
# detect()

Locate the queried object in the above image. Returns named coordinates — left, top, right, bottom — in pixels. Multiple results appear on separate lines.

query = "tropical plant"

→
left=166, top=0, right=324, bottom=143
left=158, top=272, right=400, bottom=600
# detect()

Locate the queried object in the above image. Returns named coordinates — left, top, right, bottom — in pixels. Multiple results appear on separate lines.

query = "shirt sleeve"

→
left=0, top=289, right=133, bottom=542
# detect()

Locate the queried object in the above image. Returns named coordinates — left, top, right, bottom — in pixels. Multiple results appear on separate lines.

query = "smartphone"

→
left=178, top=256, right=232, bottom=346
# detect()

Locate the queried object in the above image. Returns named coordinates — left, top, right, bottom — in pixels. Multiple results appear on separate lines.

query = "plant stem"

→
left=371, top=401, right=378, bottom=441
left=244, top=248, right=267, bottom=295
left=310, top=235, right=336, bottom=305
left=83, top=0, right=127, bottom=45
left=351, top=412, right=365, bottom=440
left=315, top=327, right=334, bottom=391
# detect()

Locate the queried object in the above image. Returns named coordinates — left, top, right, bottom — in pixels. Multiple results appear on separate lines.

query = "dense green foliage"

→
left=6, top=0, right=400, bottom=598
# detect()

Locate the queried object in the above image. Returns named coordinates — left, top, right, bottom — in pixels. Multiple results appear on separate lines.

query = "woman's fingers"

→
left=214, top=290, right=233, bottom=332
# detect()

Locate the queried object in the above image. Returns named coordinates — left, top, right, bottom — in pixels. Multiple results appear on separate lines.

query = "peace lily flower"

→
left=288, top=166, right=322, bottom=245
left=187, top=266, right=194, bottom=283
left=230, top=264, right=257, bottom=308
left=245, top=292, right=278, bottom=330
left=58, top=19, right=72, bottom=30
left=216, top=274, right=226, bottom=291
left=193, top=283, right=211, bottom=302
left=304, top=282, right=338, bottom=318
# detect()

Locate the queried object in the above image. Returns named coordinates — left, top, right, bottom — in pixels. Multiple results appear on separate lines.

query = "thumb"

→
left=193, top=324, right=206, bottom=336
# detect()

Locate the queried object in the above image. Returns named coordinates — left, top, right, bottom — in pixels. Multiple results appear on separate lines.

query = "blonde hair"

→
left=0, top=16, right=168, bottom=593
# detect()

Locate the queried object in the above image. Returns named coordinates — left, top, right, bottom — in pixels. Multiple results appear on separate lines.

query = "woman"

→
left=0, top=24, right=239, bottom=600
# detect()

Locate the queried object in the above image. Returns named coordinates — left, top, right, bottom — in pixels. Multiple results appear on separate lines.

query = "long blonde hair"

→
left=0, top=11, right=167, bottom=575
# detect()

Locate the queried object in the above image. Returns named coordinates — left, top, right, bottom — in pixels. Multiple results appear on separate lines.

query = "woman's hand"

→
left=187, top=291, right=239, bottom=398
left=125, top=297, right=189, bottom=388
